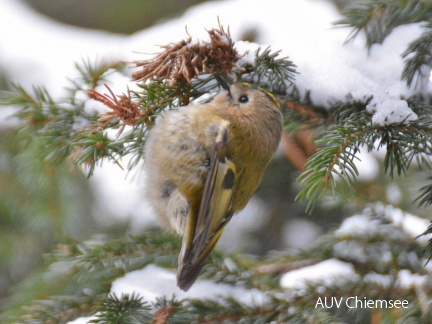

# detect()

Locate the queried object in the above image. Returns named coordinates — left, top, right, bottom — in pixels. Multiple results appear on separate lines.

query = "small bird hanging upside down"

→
left=145, top=76, right=282, bottom=291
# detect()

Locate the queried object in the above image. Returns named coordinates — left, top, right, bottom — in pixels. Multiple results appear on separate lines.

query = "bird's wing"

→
left=177, top=121, right=236, bottom=291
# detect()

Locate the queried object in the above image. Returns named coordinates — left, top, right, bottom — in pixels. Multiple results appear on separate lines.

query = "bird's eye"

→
left=239, top=95, right=249, bottom=103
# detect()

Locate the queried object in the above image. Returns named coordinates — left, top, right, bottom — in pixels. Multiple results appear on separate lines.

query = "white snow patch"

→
left=363, top=272, right=393, bottom=288
left=335, top=214, right=378, bottom=237
left=110, top=264, right=267, bottom=306
left=335, top=205, right=429, bottom=245
left=386, top=183, right=403, bottom=205
left=67, top=317, right=95, bottom=324
left=355, top=149, right=380, bottom=182
left=385, top=207, right=430, bottom=243
left=280, top=259, right=359, bottom=290
left=235, top=41, right=262, bottom=66
left=0, top=0, right=125, bottom=98
left=283, top=219, right=322, bottom=249
left=397, top=269, right=427, bottom=290
left=366, top=96, right=417, bottom=126
left=88, top=160, right=157, bottom=231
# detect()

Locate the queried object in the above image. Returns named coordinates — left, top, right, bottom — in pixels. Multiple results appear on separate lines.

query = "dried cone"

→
left=132, top=23, right=241, bottom=87
left=88, top=85, right=145, bottom=136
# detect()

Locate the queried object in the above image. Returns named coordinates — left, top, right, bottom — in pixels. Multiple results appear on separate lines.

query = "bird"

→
left=144, top=76, right=283, bottom=291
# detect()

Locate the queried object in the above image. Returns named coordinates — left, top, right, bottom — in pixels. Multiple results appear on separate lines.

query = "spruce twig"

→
left=402, top=23, right=432, bottom=90
left=335, top=0, right=432, bottom=48
left=9, top=205, right=432, bottom=322
left=296, top=105, right=432, bottom=212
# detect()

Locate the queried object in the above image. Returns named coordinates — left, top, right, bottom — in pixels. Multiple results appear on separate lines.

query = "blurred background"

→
left=0, top=0, right=426, bottom=309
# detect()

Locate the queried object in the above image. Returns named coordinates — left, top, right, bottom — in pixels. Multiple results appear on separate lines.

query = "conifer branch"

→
left=20, top=294, right=98, bottom=324
left=90, top=293, right=152, bottom=324
left=417, top=178, right=432, bottom=208
left=9, top=204, right=432, bottom=323
left=335, top=0, right=432, bottom=92
left=0, top=23, right=297, bottom=178
left=402, top=23, right=432, bottom=89
left=3, top=8, right=432, bottom=323
left=240, top=47, right=297, bottom=94
left=335, top=0, right=432, bottom=48
left=297, top=104, right=432, bottom=211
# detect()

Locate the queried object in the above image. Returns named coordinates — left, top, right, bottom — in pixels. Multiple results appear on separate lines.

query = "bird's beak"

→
left=214, top=75, right=231, bottom=96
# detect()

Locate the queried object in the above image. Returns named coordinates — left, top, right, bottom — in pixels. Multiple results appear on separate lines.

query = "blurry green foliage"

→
left=24, top=0, right=207, bottom=34
left=0, top=126, right=96, bottom=301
